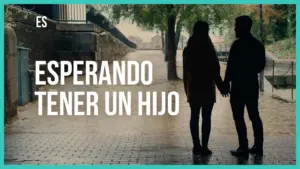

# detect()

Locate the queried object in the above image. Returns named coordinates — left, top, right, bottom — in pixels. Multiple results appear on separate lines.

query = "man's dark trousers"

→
left=230, top=95, right=264, bottom=150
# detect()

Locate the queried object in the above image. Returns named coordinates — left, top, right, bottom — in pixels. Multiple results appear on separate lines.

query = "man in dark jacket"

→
left=224, top=16, right=266, bottom=158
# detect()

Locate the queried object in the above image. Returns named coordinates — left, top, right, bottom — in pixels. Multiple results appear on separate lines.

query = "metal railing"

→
left=214, top=43, right=230, bottom=62
left=265, top=60, right=296, bottom=101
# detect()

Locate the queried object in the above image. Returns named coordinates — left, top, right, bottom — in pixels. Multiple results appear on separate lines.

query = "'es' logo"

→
left=36, top=16, right=47, bottom=28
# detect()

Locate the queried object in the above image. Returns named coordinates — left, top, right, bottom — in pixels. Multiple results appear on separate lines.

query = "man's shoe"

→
left=249, top=145, right=263, bottom=155
left=201, top=147, right=212, bottom=156
left=192, top=146, right=202, bottom=155
left=230, top=148, right=249, bottom=158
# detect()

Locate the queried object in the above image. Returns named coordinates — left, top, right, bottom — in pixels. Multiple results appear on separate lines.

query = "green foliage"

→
left=262, top=4, right=296, bottom=44
left=221, top=4, right=295, bottom=46
left=266, top=38, right=296, bottom=59
left=95, top=4, right=237, bottom=36
left=93, top=5, right=171, bottom=32
left=94, top=4, right=296, bottom=53
left=270, top=5, right=289, bottom=41
left=180, top=5, right=236, bottom=35
left=287, top=5, right=296, bottom=38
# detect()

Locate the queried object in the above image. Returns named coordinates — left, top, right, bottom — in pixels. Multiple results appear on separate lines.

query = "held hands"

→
left=220, top=82, right=230, bottom=97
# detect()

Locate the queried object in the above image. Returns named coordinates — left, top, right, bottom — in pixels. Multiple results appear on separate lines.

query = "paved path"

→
left=5, top=50, right=295, bottom=165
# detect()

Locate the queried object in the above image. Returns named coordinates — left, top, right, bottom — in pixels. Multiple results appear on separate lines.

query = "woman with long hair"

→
left=183, top=21, right=226, bottom=156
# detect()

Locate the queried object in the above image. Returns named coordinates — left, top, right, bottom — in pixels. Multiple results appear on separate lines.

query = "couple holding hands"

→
left=183, top=15, right=266, bottom=158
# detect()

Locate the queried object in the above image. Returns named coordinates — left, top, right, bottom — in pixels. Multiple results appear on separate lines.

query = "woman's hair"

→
left=193, top=21, right=209, bottom=35
left=185, top=20, right=216, bottom=72
left=184, top=21, right=219, bottom=76
left=187, top=20, right=214, bottom=49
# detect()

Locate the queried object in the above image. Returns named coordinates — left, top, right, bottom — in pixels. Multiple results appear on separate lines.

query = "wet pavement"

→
left=5, top=50, right=296, bottom=165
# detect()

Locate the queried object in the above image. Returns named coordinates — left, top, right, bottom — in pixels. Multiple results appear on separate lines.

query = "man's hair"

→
left=235, top=15, right=253, bottom=31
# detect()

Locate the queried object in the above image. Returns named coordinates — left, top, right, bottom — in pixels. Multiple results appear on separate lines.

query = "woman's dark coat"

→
left=183, top=34, right=223, bottom=105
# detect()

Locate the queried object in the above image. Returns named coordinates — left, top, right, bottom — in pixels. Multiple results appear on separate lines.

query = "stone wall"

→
left=4, top=5, right=58, bottom=70
left=55, top=23, right=132, bottom=76
left=4, top=5, right=135, bottom=121
left=86, top=5, right=136, bottom=49
left=4, top=26, right=18, bottom=122
left=4, top=5, right=135, bottom=77
left=98, top=33, right=130, bottom=62
left=128, top=35, right=187, bottom=50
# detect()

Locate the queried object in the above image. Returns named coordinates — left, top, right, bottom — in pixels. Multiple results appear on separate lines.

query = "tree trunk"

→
left=175, top=23, right=182, bottom=47
left=161, top=30, right=165, bottom=53
left=167, top=14, right=178, bottom=80
left=164, top=31, right=168, bottom=62
left=259, top=4, right=264, bottom=92
left=174, top=22, right=182, bottom=58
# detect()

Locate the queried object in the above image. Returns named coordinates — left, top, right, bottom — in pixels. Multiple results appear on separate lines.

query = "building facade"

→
left=16, top=4, right=86, bottom=23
